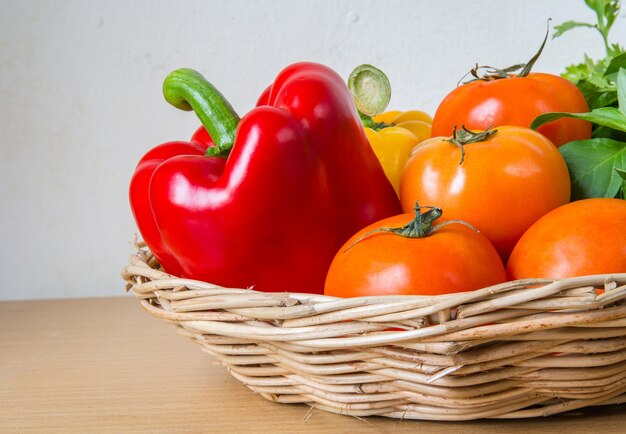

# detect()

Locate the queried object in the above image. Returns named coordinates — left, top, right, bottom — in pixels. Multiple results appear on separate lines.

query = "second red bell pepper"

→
left=129, top=62, right=401, bottom=293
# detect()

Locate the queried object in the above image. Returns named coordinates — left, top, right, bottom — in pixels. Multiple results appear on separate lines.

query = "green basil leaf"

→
left=531, top=107, right=626, bottom=133
left=593, top=125, right=626, bottom=141
left=574, top=79, right=617, bottom=110
left=616, top=168, right=626, bottom=199
left=587, top=90, right=619, bottom=111
left=559, top=138, right=626, bottom=200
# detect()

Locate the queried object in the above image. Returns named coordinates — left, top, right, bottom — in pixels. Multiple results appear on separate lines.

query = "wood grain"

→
left=1, top=296, right=625, bottom=433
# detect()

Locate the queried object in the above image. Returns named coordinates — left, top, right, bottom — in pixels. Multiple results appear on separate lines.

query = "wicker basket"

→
left=122, top=240, right=626, bottom=421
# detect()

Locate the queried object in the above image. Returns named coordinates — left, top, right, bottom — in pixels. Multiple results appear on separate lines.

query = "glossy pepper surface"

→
left=129, top=62, right=401, bottom=293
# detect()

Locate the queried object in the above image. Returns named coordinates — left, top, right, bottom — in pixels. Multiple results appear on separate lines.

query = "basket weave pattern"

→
left=122, top=242, right=626, bottom=420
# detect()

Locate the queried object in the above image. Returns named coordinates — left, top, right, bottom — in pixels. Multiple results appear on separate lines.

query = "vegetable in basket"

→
left=129, top=63, right=401, bottom=293
left=400, top=125, right=571, bottom=261
left=346, top=64, right=433, bottom=196
left=431, top=22, right=591, bottom=148
left=324, top=202, right=506, bottom=297
left=507, top=198, right=626, bottom=279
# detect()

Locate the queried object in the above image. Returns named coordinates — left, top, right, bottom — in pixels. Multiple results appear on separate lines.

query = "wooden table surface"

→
left=1, top=296, right=625, bottom=433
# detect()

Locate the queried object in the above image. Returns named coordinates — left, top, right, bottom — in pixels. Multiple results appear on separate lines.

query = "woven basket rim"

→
left=123, top=239, right=625, bottom=299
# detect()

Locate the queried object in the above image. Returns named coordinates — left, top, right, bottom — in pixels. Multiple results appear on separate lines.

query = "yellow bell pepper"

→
left=346, top=64, right=433, bottom=195
left=365, top=110, right=433, bottom=195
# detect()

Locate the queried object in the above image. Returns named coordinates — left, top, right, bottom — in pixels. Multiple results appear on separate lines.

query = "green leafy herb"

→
left=558, top=138, right=626, bottom=199
left=531, top=107, right=626, bottom=132
left=617, top=168, right=626, bottom=198
left=554, top=0, right=624, bottom=113
left=554, top=0, right=621, bottom=54
left=532, top=68, right=626, bottom=199
left=553, top=21, right=596, bottom=40
left=540, top=0, right=626, bottom=199
left=562, top=54, right=619, bottom=111
left=604, top=51, right=626, bottom=79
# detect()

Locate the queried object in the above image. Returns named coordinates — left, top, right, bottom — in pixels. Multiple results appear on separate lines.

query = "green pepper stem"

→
left=163, top=68, right=240, bottom=158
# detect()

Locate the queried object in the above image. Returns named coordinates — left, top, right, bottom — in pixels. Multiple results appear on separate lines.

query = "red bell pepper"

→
left=129, top=62, right=401, bottom=293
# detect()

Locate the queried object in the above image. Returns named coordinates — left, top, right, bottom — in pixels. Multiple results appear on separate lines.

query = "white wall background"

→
left=1, top=0, right=624, bottom=300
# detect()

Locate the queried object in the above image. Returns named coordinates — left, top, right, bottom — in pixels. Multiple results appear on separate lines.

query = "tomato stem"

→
left=518, top=18, right=551, bottom=78
left=458, top=19, right=551, bottom=84
left=344, top=201, right=478, bottom=252
left=163, top=68, right=240, bottom=158
left=447, top=125, right=497, bottom=164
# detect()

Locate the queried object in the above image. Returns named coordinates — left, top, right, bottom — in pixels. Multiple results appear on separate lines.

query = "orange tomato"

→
left=324, top=207, right=506, bottom=297
left=431, top=73, right=591, bottom=147
left=507, top=198, right=626, bottom=279
left=400, top=126, right=571, bottom=260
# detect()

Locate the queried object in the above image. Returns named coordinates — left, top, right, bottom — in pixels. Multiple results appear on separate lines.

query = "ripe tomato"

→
left=507, top=198, right=626, bottom=279
left=324, top=206, right=506, bottom=297
left=400, top=126, right=570, bottom=261
left=431, top=73, right=591, bottom=147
